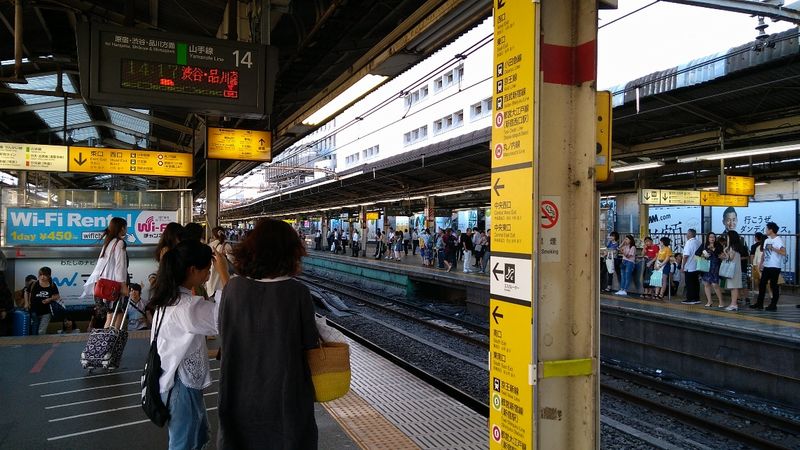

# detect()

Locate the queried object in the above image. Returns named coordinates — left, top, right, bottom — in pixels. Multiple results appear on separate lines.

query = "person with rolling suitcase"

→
left=80, top=298, right=131, bottom=371
left=81, top=217, right=130, bottom=329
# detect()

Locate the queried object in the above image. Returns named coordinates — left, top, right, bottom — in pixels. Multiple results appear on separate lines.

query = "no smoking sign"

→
left=541, top=200, right=558, bottom=229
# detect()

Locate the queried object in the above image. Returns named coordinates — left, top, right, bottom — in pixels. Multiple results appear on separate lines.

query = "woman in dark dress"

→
left=217, top=218, right=320, bottom=450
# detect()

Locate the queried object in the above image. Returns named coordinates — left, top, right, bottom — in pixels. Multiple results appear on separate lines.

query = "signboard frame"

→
left=79, top=22, right=277, bottom=118
left=207, top=127, right=272, bottom=162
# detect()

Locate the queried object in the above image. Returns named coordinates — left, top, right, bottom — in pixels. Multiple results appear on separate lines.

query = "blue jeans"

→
left=621, top=260, right=635, bottom=291
left=168, top=374, right=209, bottom=450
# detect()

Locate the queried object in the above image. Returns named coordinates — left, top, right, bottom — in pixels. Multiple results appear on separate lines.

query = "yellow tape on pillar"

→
left=540, top=358, right=594, bottom=378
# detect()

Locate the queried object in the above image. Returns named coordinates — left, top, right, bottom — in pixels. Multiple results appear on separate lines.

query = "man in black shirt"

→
left=460, top=228, right=475, bottom=273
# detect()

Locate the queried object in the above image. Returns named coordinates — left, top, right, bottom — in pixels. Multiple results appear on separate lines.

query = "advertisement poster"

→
left=6, top=208, right=177, bottom=246
left=646, top=206, right=702, bottom=253
left=711, top=200, right=797, bottom=282
left=13, top=257, right=159, bottom=306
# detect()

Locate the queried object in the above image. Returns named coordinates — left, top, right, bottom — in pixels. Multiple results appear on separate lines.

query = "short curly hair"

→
left=232, top=218, right=306, bottom=278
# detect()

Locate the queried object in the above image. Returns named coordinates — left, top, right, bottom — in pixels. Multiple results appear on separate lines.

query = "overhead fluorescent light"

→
left=434, top=190, right=464, bottom=197
left=677, top=141, right=800, bottom=163
left=464, top=186, right=491, bottom=192
left=755, top=181, right=769, bottom=186
left=146, top=188, right=193, bottom=192
left=609, top=161, right=664, bottom=172
left=302, top=74, right=388, bottom=126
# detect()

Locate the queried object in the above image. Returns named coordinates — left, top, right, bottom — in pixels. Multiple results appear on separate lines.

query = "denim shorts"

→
left=168, top=374, right=210, bottom=450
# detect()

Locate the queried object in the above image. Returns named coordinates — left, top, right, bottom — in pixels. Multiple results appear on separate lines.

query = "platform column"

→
left=321, top=214, right=329, bottom=252
left=637, top=178, right=649, bottom=239
left=425, top=196, right=434, bottom=231
left=537, top=0, right=598, bottom=449
left=360, top=206, right=368, bottom=256
left=206, top=159, right=220, bottom=240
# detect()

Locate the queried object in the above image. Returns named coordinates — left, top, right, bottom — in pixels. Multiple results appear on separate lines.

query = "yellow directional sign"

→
left=0, top=143, right=68, bottom=172
left=491, top=167, right=533, bottom=254
left=639, top=189, right=701, bottom=206
left=365, top=212, right=380, bottom=221
left=490, top=1, right=537, bottom=449
left=595, top=91, right=612, bottom=182
left=700, top=191, right=749, bottom=207
left=724, top=175, right=755, bottom=196
left=207, top=127, right=272, bottom=162
left=68, top=146, right=193, bottom=177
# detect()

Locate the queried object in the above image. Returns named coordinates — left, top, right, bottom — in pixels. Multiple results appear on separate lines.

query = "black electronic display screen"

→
left=120, top=59, right=240, bottom=99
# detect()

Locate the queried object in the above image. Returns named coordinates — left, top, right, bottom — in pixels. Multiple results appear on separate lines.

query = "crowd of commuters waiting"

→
left=602, top=218, right=791, bottom=313
left=312, top=225, right=491, bottom=274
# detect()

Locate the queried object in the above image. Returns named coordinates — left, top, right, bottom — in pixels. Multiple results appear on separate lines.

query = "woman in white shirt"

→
left=148, top=240, right=217, bottom=450
left=82, top=217, right=129, bottom=329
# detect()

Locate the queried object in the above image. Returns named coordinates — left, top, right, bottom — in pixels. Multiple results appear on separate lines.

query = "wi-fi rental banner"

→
left=5, top=208, right=177, bottom=246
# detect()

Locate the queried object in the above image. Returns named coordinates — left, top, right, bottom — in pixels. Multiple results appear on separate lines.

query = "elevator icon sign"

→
left=489, top=256, right=532, bottom=303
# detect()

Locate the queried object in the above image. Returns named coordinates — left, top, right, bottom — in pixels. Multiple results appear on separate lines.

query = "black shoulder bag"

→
left=141, top=308, right=172, bottom=426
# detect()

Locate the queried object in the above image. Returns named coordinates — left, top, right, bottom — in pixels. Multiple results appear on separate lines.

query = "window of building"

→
left=404, top=85, right=429, bottom=108
left=470, top=97, right=492, bottom=120
left=362, top=145, right=380, bottom=159
left=403, top=125, right=428, bottom=146
left=432, top=110, right=465, bottom=135
left=432, top=64, right=464, bottom=93
left=345, top=152, right=360, bottom=165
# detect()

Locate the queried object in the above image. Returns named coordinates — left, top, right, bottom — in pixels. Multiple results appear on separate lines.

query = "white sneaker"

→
left=614, top=290, right=627, bottom=295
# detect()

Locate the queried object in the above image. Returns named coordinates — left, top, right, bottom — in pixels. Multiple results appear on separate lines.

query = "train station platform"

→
left=307, top=246, right=800, bottom=408
left=0, top=329, right=486, bottom=449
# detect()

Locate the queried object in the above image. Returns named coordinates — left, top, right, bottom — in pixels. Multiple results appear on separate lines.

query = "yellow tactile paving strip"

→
left=322, top=391, right=421, bottom=450
left=0, top=330, right=150, bottom=346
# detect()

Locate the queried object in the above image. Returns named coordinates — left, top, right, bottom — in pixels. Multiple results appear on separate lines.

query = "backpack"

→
left=141, top=308, right=171, bottom=427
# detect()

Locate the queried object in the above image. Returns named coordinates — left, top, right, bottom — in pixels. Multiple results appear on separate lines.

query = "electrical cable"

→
left=599, top=1, right=660, bottom=30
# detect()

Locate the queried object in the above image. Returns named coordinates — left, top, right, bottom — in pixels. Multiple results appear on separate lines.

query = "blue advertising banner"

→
left=6, top=208, right=177, bottom=246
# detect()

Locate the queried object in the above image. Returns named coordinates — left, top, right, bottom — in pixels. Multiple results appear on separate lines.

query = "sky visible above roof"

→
left=598, top=1, right=797, bottom=89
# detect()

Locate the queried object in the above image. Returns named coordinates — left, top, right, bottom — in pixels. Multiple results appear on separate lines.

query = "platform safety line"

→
left=47, top=406, right=219, bottom=441
left=45, top=381, right=219, bottom=409
left=30, top=366, right=219, bottom=387
left=30, top=343, right=61, bottom=374
left=48, top=392, right=220, bottom=422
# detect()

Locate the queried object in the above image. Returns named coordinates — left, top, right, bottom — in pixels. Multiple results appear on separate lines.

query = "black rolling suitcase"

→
left=80, top=299, right=130, bottom=372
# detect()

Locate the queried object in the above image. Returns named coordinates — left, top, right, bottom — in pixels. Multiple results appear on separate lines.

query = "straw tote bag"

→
left=306, top=339, right=351, bottom=402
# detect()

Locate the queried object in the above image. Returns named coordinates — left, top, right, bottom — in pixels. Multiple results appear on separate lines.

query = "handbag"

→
left=649, top=270, right=663, bottom=286
left=695, top=256, right=710, bottom=272
left=49, top=300, right=66, bottom=320
left=604, top=255, right=615, bottom=274
left=94, top=240, right=122, bottom=301
left=719, top=259, right=736, bottom=279
left=307, top=317, right=350, bottom=402
left=141, top=308, right=172, bottom=427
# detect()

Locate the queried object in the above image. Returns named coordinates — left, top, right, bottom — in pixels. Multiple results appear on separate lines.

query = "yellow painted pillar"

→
left=537, top=0, right=598, bottom=448
left=638, top=179, right=649, bottom=239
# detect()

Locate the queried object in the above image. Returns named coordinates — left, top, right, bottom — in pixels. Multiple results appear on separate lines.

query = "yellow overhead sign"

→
left=68, top=146, right=193, bottom=177
left=640, top=189, right=701, bottom=206
left=0, top=143, right=68, bottom=172
left=724, top=175, right=755, bottom=196
left=207, top=127, right=272, bottom=162
left=365, top=212, right=380, bottom=221
left=595, top=91, right=612, bottom=182
left=700, top=191, right=749, bottom=207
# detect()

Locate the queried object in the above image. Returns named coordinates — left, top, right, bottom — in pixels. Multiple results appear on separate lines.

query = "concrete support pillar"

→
left=536, top=1, right=599, bottom=448
left=321, top=214, right=329, bottom=252
left=360, top=206, right=368, bottom=256
left=425, top=196, right=435, bottom=231
left=638, top=178, right=649, bottom=239
left=18, top=171, right=27, bottom=206
left=206, top=159, right=220, bottom=241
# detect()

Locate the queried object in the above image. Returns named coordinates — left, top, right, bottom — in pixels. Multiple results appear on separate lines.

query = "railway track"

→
left=602, top=364, right=800, bottom=450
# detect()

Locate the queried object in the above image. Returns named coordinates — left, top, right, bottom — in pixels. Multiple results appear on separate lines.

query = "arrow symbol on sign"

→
left=493, top=178, right=505, bottom=196
left=259, top=138, right=265, bottom=146
left=492, top=262, right=503, bottom=281
left=73, top=153, right=87, bottom=166
left=492, top=305, right=504, bottom=324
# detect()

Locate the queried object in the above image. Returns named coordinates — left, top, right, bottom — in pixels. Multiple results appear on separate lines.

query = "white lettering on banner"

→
left=10, top=211, right=135, bottom=229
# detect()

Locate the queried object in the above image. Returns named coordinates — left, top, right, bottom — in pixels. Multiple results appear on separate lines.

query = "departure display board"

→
left=120, top=59, right=239, bottom=99
left=79, top=23, right=276, bottom=118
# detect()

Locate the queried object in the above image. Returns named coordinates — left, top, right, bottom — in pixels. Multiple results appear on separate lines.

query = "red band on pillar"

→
left=541, top=40, right=596, bottom=85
